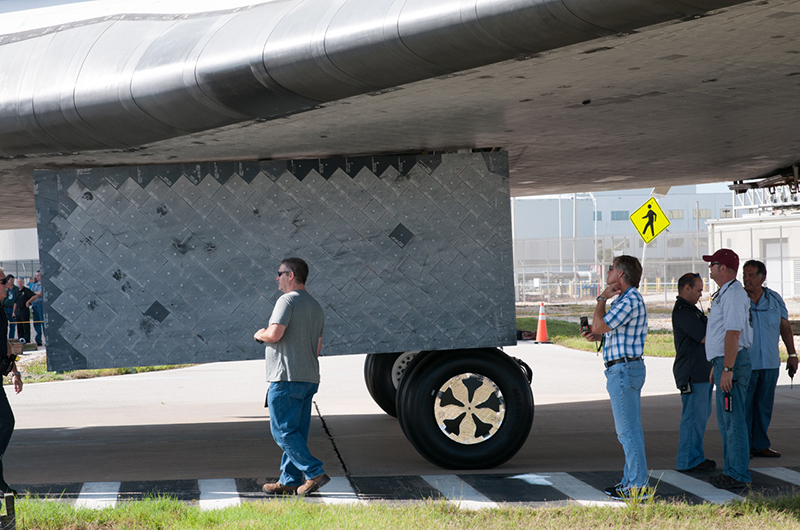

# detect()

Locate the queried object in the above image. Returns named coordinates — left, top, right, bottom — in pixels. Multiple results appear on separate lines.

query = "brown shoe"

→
left=297, top=473, right=330, bottom=496
left=262, top=482, right=298, bottom=495
left=751, top=448, right=781, bottom=458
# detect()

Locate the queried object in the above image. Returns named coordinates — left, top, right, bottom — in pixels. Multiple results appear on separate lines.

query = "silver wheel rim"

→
left=434, top=373, right=505, bottom=445
left=391, top=351, right=420, bottom=389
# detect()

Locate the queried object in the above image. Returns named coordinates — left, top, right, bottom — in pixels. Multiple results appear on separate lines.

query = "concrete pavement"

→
left=5, top=342, right=800, bottom=488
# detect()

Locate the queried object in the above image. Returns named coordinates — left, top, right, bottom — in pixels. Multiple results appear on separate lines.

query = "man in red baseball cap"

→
left=702, top=248, right=753, bottom=489
left=702, top=249, right=739, bottom=272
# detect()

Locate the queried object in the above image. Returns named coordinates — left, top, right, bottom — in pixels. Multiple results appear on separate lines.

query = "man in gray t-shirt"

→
left=255, top=257, right=328, bottom=497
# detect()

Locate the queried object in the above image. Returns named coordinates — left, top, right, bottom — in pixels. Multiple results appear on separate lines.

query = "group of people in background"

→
left=581, top=248, right=797, bottom=499
left=1, top=270, right=43, bottom=347
left=672, top=249, right=797, bottom=488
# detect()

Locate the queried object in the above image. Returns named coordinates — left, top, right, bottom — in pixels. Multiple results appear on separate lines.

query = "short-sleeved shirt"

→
left=30, top=280, right=43, bottom=306
left=2, top=286, right=17, bottom=309
left=748, top=287, right=788, bottom=370
left=672, top=296, right=711, bottom=386
left=265, top=290, right=324, bottom=384
left=14, top=286, right=35, bottom=312
left=602, top=286, right=648, bottom=363
left=705, top=279, right=752, bottom=361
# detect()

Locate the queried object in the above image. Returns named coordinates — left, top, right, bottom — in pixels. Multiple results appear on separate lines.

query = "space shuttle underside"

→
left=34, top=152, right=515, bottom=372
left=0, top=0, right=744, bottom=157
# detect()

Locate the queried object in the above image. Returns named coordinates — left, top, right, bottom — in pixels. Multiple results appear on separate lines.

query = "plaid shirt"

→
left=602, top=286, right=648, bottom=363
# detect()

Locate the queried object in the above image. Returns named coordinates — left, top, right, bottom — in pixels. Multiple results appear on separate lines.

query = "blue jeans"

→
left=745, top=368, right=779, bottom=453
left=712, top=350, right=752, bottom=483
left=267, top=381, right=325, bottom=487
left=31, top=304, right=43, bottom=345
left=676, top=382, right=713, bottom=470
left=605, top=358, right=648, bottom=489
left=3, top=308, right=14, bottom=340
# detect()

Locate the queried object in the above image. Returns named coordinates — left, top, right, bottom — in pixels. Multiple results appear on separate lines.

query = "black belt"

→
left=605, top=356, right=643, bottom=368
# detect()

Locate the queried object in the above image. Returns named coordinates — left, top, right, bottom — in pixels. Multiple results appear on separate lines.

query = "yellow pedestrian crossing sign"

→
left=630, top=197, right=670, bottom=244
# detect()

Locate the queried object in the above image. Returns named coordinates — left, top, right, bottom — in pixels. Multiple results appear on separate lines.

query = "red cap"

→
left=702, top=248, right=739, bottom=271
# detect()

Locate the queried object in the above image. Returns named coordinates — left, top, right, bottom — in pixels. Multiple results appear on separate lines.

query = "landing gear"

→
left=363, top=351, right=421, bottom=417
left=363, top=348, right=533, bottom=469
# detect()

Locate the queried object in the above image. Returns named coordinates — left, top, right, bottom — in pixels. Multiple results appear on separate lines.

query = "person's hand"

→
left=12, top=374, right=22, bottom=394
left=709, top=368, right=714, bottom=385
left=600, top=284, right=622, bottom=300
left=581, top=330, right=601, bottom=342
left=787, top=356, right=798, bottom=378
left=720, top=370, right=733, bottom=392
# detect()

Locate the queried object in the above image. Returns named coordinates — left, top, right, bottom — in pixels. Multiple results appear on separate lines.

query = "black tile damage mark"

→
left=389, top=223, right=413, bottom=248
left=583, top=46, right=614, bottom=54
left=144, top=301, right=170, bottom=324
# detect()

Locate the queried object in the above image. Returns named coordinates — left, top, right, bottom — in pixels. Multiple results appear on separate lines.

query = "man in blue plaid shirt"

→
left=582, top=255, right=649, bottom=500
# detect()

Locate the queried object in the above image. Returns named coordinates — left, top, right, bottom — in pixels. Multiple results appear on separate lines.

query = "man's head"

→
left=703, top=248, right=739, bottom=286
left=742, top=259, right=766, bottom=295
left=609, top=255, right=642, bottom=289
left=16, top=277, right=24, bottom=289
left=678, top=273, right=703, bottom=305
left=277, top=257, right=309, bottom=293
left=35, top=270, right=41, bottom=282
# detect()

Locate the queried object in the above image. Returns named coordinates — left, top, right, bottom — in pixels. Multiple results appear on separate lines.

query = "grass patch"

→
left=14, top=495, right=800, bottom=529
left=11, top=356, right=192, bottom=385
left=517, top=318, right=677, bottom=357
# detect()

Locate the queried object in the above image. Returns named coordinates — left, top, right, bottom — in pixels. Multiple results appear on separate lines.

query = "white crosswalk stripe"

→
left=75, top=481, right=121, bottom=509
left=652, top=470, right=743, bottom=504
left=538, top=472, right=624, bottom=507
left=422, top=475, right=498, bottom=510
left=198, top=478, right=241, bottom=510
left=318, top=476, right=362, bottom=505
left=753, top=467, right=800, bottom=487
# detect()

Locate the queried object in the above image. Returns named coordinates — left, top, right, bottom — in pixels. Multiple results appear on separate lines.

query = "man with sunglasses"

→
left=254, top=258, right=328, bottom=497
left=703, top=248, right=752, bottom=489
left=742, top=259, right=797, bottom=460
left=672, top=272, right=715, bottom=473
left=0, top=270, right=22, bottom=496
left=581, top=255, right=649, bottom=500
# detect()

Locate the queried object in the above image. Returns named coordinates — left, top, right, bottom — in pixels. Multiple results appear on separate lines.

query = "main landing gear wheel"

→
left=395, top=348, right=533, bottom=469
left=363, top=351, right=422, bottom=417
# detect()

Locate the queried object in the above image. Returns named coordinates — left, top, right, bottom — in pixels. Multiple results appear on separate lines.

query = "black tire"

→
left=364, top=351, right=426, bottom=417
left=396, top=348, right=534, bottom=469
left=364, top=353, right=401, bottom=417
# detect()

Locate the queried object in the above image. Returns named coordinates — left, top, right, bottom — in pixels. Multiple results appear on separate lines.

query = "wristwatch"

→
left=596, top=296, right=607, bottom=302
left=722, top=366, right=733, bottom=372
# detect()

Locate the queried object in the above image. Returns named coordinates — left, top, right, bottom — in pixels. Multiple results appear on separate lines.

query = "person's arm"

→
left=26, top=291, right=41, bottom=307
left=719, top=329, right=740, bottom=392
left=10, top=361, right=21, bottom=394
left=254, top=323, right=286, bottom=343
left=780, top=317, right=797, bottom=375
left=317, top=337, right=322, bottom=357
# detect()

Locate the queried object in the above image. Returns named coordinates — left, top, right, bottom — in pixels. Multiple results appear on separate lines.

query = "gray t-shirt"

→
left=265, top=290, right=324, bottom=383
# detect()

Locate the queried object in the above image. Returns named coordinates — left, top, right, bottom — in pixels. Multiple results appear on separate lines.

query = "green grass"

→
left=10, top=356, right=192, bottom=385
left=517, top=318, right=677, bottom=357
left=13, top=495, right=800, bottom=529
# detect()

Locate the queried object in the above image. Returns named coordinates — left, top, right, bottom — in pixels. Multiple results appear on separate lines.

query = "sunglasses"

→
left=277, top=271, right=291, bottom=277
left=709, top=262, right=722, bottom=268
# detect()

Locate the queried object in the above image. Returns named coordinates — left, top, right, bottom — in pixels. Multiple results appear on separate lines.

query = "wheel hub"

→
left=391, top=351, right=420, bottom=389
left=434, top=373, right=505, bottom=444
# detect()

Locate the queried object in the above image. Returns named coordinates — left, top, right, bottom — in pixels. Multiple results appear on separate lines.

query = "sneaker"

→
left=709, top=473, right=750, bottom=489
left=682, top=459, right=717, bottom=473
left=751, top=448, right=781, bottom=458
left=262, top=482, right=298, bottom=495
left=297, top=473, right=330, bottom=496
left=604, top=484, right=652, bottom=501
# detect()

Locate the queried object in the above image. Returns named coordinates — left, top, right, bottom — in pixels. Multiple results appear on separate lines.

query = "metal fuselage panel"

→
left=0, top=0, right=745, bottom=156
left=35, top=152, right=516, bottom=371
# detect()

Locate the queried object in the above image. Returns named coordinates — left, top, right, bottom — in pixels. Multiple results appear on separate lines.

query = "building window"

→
left=611, top=210, right=629, bottom=221
left=666, top=209, right=684, bottom=219
left=667, top=237, right=684, bottom=248
left=692, top=209, right=711, bottom=219
left=720, top=208, right=733, bottom=218
left=593, top=211, right=602, bottom=221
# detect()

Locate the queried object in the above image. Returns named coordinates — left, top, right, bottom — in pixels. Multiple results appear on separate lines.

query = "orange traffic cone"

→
left=534, top=302, right=551, bottom=343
